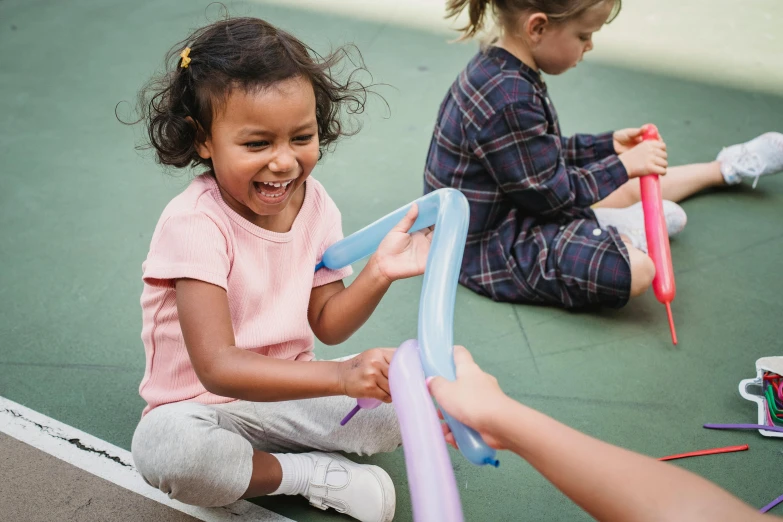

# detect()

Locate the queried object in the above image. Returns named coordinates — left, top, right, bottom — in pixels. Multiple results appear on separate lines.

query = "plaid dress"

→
left=424, top=46, right=632, bottom=308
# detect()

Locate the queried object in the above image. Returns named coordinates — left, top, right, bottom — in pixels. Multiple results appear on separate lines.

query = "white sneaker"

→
left=717, top=132, right=783, bottom=187
left=305, top=452, right=395, bottom=522
left=593, top=200, right=687, bottom=253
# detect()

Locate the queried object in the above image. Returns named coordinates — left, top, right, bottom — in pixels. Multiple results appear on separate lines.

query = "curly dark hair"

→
left=125, top=17, right=373, bottom=170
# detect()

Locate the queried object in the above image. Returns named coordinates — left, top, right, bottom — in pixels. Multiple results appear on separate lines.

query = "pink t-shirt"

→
left=139, top=174, right=352, bottom=415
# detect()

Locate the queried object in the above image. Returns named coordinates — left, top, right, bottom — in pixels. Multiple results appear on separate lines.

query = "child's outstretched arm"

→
left=561, top=127, right=651, bottom=168
left=177, top=278, right=395, bottom=403
left=563, top=127, right=668, bottom=174
left=475, top=100, right=665, bottom=216
left=429, top=347, right=773, bottom=522
left=308, top=204, right=433, bottom=345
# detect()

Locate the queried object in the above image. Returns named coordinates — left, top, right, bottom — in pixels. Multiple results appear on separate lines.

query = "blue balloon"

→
left=318, top=188, right=498, bottom=467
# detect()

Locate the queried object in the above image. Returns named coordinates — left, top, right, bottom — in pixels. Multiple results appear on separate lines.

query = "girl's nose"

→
left=269, top=147, right=296, bottom=173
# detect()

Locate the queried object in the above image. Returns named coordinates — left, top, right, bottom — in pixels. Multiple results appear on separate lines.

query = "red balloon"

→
left=639, top=124, right=678, bottom=344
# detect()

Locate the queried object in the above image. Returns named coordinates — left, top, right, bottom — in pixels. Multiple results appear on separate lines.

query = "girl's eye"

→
left=293, top=135, right=314, bottom=143
left=245, top=141, right=269, bottom=149
left=579, top=34, right=591, bottom=42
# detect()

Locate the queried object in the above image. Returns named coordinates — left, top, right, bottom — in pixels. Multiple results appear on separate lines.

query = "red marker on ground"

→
left=658, top=444, right=748, bottom=461
left=639, top=124, right=678, bottom=345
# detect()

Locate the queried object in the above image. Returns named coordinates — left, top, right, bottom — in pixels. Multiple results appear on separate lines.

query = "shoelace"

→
left=734, top=146, right=763, bottom=188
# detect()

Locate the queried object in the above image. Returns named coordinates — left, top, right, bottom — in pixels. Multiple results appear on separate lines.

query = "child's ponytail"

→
left=447, top=0, right=493, bottom=39
left=447, top=0, right=622, bottom=39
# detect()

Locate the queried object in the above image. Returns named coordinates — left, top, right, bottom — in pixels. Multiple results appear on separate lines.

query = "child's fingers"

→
left=376, top=385, right=392, bottom=403
left=440, top=421, right=457, bottom=448
left=392, top=204, right=420, bottom=234
left=653, top=153, right=668, bottom=167
left=379, top=347, right=396, bottom=359
left=627, top=127, right=644, bottom=138
left=428, top=376, right=449, bottom=400
left=412, top=226, right=434, bottom=241
left=378, top=349, right=395, bottom=378
left=376, top=374, right=391, bottom=397
left=453, top=345, right=475, bottom=369
left=653, top=142, right=669, bottom=157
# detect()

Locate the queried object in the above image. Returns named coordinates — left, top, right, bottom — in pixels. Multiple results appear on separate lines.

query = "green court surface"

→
left=2, top=1, right=783, bottom=520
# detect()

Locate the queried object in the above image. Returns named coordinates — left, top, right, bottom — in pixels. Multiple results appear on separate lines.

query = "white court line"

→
left=0, top=396, right=293, bottom=522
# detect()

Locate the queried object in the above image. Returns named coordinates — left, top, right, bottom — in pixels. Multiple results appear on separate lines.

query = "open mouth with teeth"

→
left=253, top=179, right=296, bottom=202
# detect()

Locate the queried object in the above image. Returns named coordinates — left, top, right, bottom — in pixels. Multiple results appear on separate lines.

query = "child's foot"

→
left=593, top=200, right=687, bottom=253
left=717, top=132, right=783, bottom=187
left=304, top=452, right=395, bottom=522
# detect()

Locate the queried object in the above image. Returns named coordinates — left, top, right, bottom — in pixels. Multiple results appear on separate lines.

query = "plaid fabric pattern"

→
left=424, top=47, right=632, bottom=308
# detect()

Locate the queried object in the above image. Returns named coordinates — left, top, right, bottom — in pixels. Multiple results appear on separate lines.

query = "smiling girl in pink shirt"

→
left=128, top=17, right=431, bottom=522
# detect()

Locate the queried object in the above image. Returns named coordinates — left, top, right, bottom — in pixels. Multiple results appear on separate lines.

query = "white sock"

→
left=270, top=453, right=315, bottom=496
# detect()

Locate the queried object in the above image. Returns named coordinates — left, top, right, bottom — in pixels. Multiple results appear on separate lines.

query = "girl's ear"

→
left=186, top=116, right=211, bottom=159
left=524, top=13, right=549, bottom=44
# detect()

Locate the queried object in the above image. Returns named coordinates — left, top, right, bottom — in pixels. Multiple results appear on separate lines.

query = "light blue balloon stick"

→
left=318, top=188, right=498, bottom=467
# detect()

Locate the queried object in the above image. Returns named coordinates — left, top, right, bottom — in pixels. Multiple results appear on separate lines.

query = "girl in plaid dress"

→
left=425, top=0, right=783, bottom=308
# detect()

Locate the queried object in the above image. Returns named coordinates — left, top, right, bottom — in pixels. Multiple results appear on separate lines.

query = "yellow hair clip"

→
left=180, top=47, right=192, bottom=69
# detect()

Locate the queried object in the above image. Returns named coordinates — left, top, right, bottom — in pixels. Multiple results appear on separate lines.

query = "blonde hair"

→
left=446, top=0, right=621, bottom=39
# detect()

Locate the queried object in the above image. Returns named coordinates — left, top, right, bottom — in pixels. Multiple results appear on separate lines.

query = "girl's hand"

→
left=613, top=127, right=645, bottom=154
left=336, top=348, right=395, bottom=403
left=371, top=204, right=434, bottom=284
left=619, top=139, right=668, bottom=178
left=427, top=346, right=508, bottom=450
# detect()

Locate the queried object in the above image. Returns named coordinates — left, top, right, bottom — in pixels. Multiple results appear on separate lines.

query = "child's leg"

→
left=596, top=162, right=724, bottom=208
left=622, top=238, right=655, bottom=298
left=132, top=397, right=398, bottom=521
left=249, top=392, right=400, bottom=456
left=245, top=393, right=399, bottom=521
left=486, top=218, right=646, bottom=308
left=597, top=131, right=783, bottom=208
left=131, top=401, right=264, bottom=507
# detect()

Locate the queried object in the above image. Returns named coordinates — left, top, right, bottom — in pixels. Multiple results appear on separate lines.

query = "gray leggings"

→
left=131, top=395, right=401, bottom=507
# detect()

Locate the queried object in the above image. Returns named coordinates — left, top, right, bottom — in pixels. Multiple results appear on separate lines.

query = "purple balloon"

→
left=390, top=339, right=464, bottom=522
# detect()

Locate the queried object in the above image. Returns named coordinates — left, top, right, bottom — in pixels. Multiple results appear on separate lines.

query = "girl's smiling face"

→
left=195, top=76, right=320, bottom=231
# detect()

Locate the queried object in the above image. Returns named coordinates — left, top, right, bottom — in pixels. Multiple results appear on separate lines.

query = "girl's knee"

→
left=132, top=403, right=248, bottom=507
left=133, top=406, right=192, bottom=484
left=133, top=404, right=201, bottom=475
left=628, top=247, right=655, bottom=297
